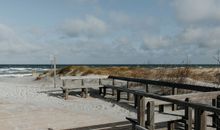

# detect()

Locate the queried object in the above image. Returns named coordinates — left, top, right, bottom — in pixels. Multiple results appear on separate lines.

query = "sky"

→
left=0, top=0, right=220, bottom=64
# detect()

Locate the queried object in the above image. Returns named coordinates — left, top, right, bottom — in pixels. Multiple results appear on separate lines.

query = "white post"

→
left=53, top=55, right=56, bottom=88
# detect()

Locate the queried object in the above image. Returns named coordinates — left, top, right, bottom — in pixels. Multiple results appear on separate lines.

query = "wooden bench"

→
left=60, top=75, right=108, bottom=100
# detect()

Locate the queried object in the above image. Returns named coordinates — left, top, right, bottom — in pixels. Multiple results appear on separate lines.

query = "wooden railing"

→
left=102, top=76, right=220, bottom=130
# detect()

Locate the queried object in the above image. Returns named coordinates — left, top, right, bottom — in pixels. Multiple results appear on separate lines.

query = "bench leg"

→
left=64, top=89, right=69, bottom=100
left=168, top=121, right=175, bottom=130
left=99, top=87, right=103, bottom=95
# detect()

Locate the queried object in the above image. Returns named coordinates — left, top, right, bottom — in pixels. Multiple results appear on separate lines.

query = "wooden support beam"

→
left=134, top=94, right=138, bottom=108
left=112, top=79, right=115, bottom=96
left=99, top=79, right=102, bottom=85
left=158, top=105, right=164, bottom=113
left=117, top=90, right=121, bottom=102
left=137, top=96, right=145, bottom=127
left=99, top=87, right=102, bottom=95
left=185, top=98, right=192, bottom=130
left=62, top=79, right=66, bottom=87
left=194, top=108, right=207, bottom=130
left=64, top=89, right=69, bottom=100
left=146, top=101, right=155, bottom=130
left=145, top=84, right=149, bottom=93
left=127, top=81, right=131, bottom=101
left=167, top=121, right=175, bottom=130
left=172, top=87, right=177, bottom=111
left=103, top=87, right=106, bottom=97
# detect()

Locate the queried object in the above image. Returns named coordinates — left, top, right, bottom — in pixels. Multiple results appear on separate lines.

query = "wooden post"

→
left=172, top=87, right=177, bottom=111
left=146, top=101, right=155, bottom=130
left=217, top=95, right=220, bottom=130
left=117, top=90, right=121, bottom=102
left=137, top=96, right=145, bottom=127
left=134, top=94, right=138, bottom=108
left=103, top=87, right=106, bottom=97
left=81, top=79, right=84, bottom=86
left=145, top=84, right=149, bottom=93
left=64, top=89, right=69, bottom=100
left=112, top=79, right=115, bottom=96
left=85, top=88, right=88, bottom=98
left=167, top=121, right=175, bottom=130
left=194, top=108, right=207, bottom=130
left=99, top=87, right=102, bottom=95
left=185, top=98, right=192, bottom=130
left=212, top=99, right=217, bottom=128
left=81, top=88, right=85, bottom=98
left=99, top=79, right=102, bottom=85
left=127, top=81, right=131, bottom=101
left=158, top=105, right=164, bottom=113
left=62, top=80, right=66, bottom=87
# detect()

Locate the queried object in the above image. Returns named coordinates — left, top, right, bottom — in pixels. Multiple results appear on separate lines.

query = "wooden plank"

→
left=137, top=96, right=145, bottom=127
left=60, top=75, right=109, bottom=80
left=146, top=101, right=155, bottom=130
left=108, top=76, right=220, bottom=92
left=103, top=85, right=220, bottom=113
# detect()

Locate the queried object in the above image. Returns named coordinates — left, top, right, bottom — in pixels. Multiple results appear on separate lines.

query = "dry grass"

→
left=38, top=66, right=220, bottom=84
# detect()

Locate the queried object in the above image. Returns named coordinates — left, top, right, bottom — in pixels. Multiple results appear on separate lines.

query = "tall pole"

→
left=53, top=55, right=56, bottom=88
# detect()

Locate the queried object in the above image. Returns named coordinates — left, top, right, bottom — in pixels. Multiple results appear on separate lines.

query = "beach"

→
left=0, top=76, right=135, bottom=130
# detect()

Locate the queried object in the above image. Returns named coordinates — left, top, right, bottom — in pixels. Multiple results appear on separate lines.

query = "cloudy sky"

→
left=0, top=0, right=220, bottom=64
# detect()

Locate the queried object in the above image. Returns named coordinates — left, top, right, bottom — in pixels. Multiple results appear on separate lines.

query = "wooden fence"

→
left=100, top=76, right=220, bottom=130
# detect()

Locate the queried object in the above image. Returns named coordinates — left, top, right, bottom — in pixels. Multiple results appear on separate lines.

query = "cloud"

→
left=173, top=0, right=220, bottom=23
left=60, top=15, right=107, bottom=38
left=0, top=24, right=41, bottom=55
left=141, top=35, right=171, bottom=49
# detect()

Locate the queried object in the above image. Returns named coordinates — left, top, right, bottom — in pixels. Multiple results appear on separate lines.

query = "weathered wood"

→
left=127, top=81, right=131, bottom=101
left=158, top=105, right=164, bottom=113
left=112, top=79, right=115, bottom=96
left=85, top=88, right=88, bottom=98
left=108, top=76, right=220, bottom=92
left=61, top=75, right=109, bottom=80
left=99, top=87, right=102, bottom=95
left=64, top=89, right=69, bottom=100
left=172, top=88, right=177, bottom=111
left=103, top=85, right=220, bottom=113
left=134, top=94, right=138, bottom=108
left=167, top=121, right=175, bottom=130
left=62, top=79, right=66, bottom=87
left=146, top=101, right=155, bottom=130
left=145, top=84, right=149, bottom=93
left=194, top=109, right=207, bottom=130
left=99, top=79, right=102, bottom=85
left=117, top=90, right=121, bottom=102
left=81, top=79, right=84, bottom=86
left=137, top=96, right=145, bottom=127
left=185, top=98, right=192, bottom=130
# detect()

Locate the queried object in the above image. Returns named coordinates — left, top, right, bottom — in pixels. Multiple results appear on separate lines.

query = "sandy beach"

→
left=0, top=76, right=135, bottom=130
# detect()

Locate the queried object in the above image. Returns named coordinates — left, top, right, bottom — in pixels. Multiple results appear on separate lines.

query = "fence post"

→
left=185, top=98, right=192, bottom=130
left=217, top=95, right=220, bottom=130
left=117, top=90, right=121, bottom=102
left=172, top=87, right=177, bottom=111
left=194, top=108, right=207, bottom=130
left=112, top=78, right=115, bottom=96
left=127, top=81, right=131, bottom=101
left=146, top=101, right=155, bottom=130
left=145, top=84, right=149, bottom=93
left=137, top=95, right=145, bottom=127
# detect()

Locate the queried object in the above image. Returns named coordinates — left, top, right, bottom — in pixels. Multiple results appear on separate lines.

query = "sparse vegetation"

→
left=36, top=65, right=220, bottom=85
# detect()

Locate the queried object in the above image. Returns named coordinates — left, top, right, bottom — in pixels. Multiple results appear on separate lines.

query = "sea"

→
left=0, top=64, right=219, bottom=77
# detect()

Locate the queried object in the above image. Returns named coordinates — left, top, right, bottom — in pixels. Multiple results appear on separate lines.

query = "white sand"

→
left=0, top=77, right=135, bottom=130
